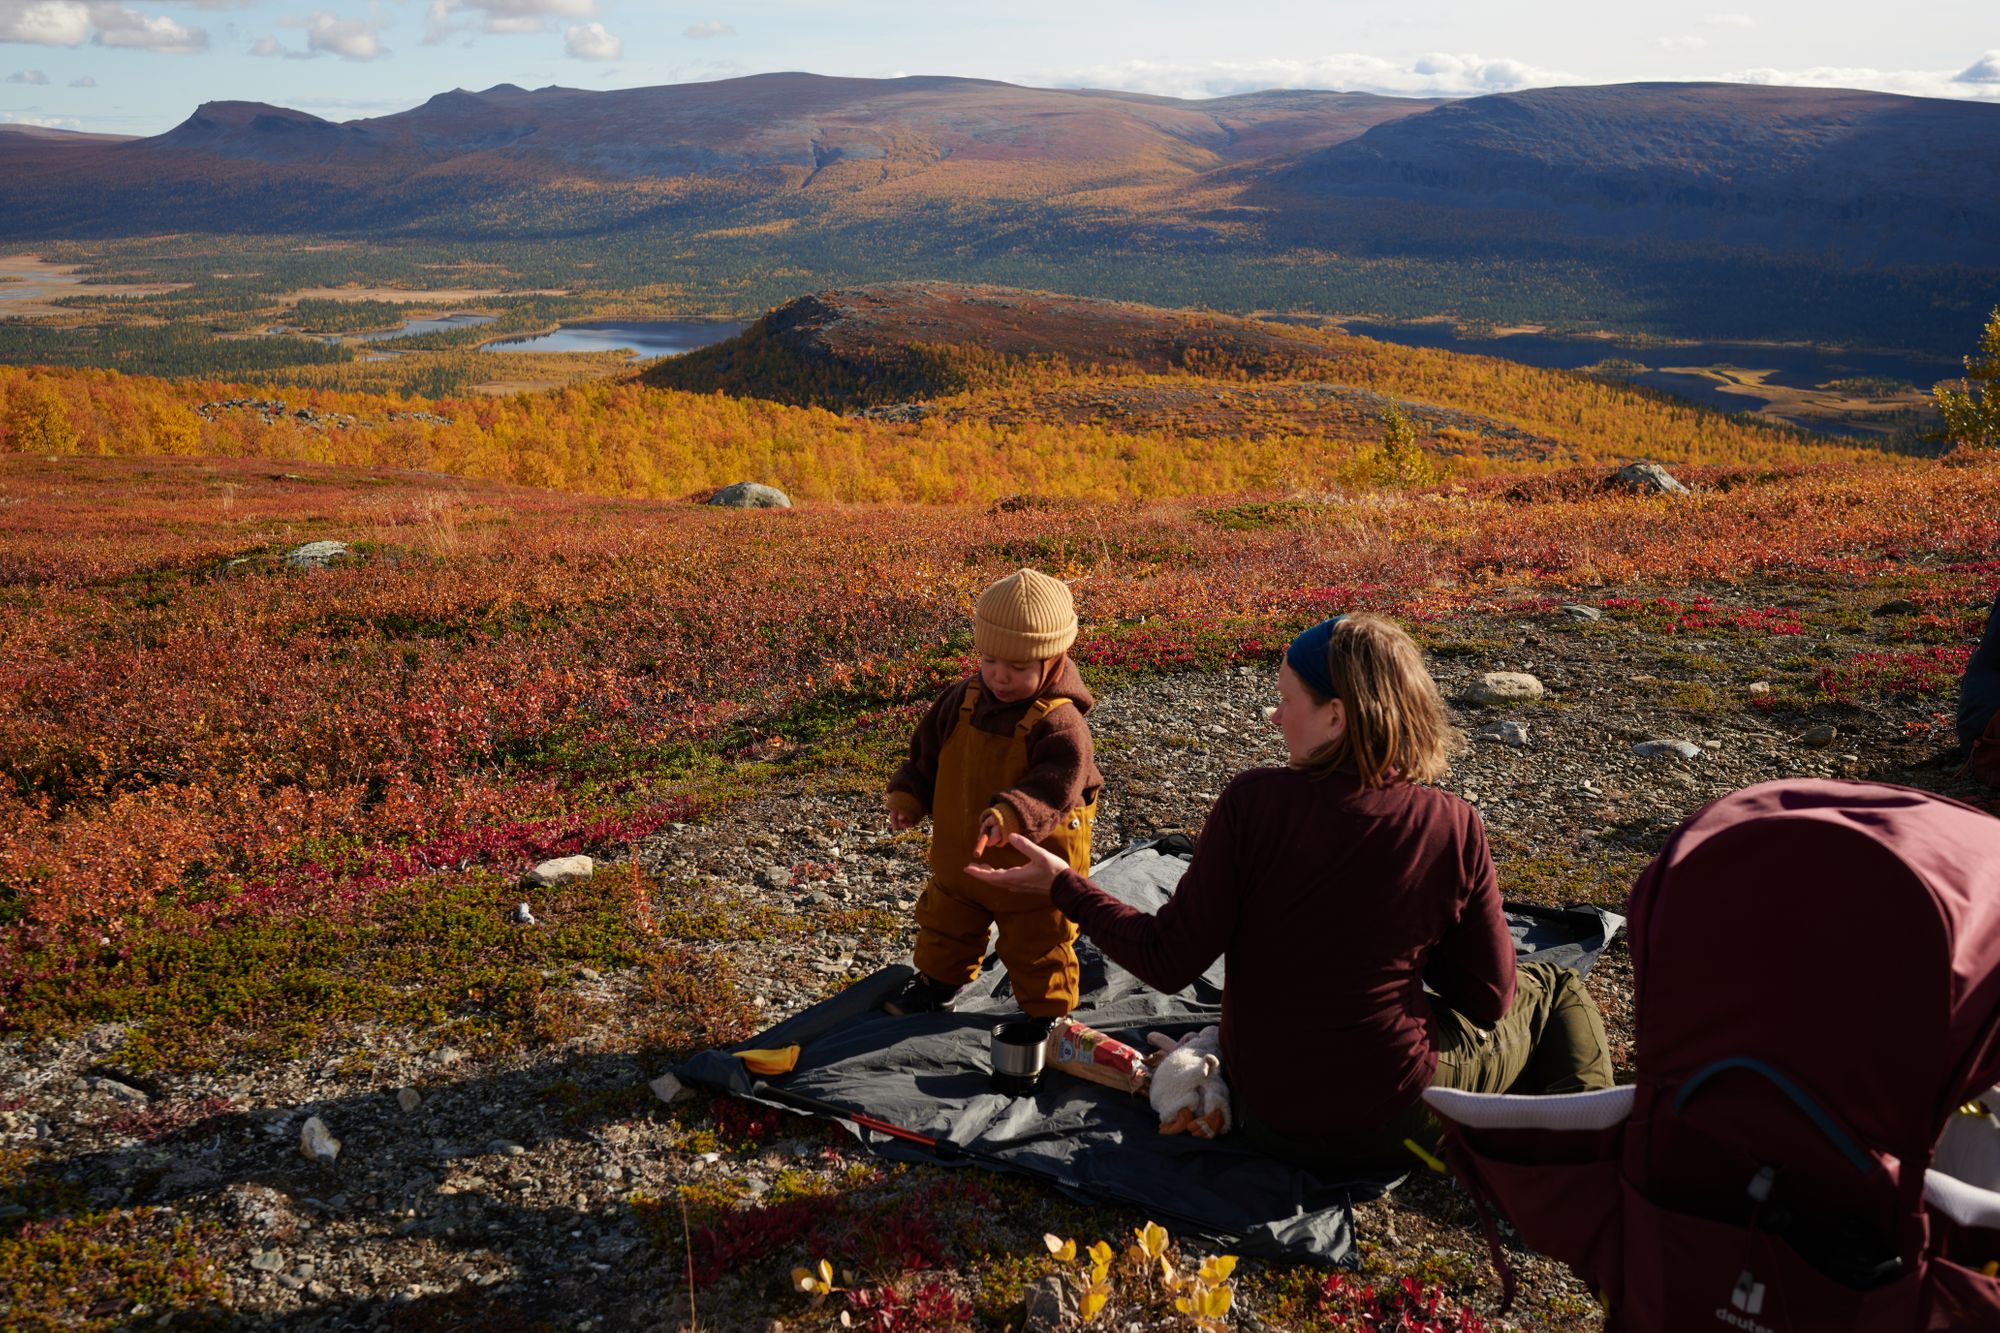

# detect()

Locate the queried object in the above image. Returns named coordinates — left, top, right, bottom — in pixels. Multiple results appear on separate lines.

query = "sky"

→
left=2, top=0, right=1997, bottom=135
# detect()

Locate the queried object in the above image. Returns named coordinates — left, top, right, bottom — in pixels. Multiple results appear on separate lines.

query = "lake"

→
left=1336, top=321, right=1957, bottom=437
left=486, top=320, right=746, bottom=359
left=354, top=313, right=495, bottom=342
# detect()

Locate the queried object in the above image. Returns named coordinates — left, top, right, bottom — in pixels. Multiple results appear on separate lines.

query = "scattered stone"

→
left=88, top=1075, right=149, bottom=1105
left=1609, top=461, right=1690, bottom=495
left=756, top=864, right=793, bottom=889
left=486, top=1140, right=527, bottom=1157
left=282, top=540, right=352, bottom=570
left=511, top=902, right=537, bottom=926
left=220, top=1183, right=301, bottom=1236
left=524, top=855, right=593, bottom=888
left=1474, top=720, right=1532, bottom=747
left=395, top=1087, right=421, bottom=1114
left=299, top=1116, right=341, bottom=1166
left=1747, top=681, right=1772, bottom=695
left=1470, top=672, right=1545, bottom=704
left=705, top=482, right=791, bottom=510
left=649, top=1073, right=689, bottom=1106
left=1634, top=739, right=1703, bottom=761
left=1022, top=1274, right=1077, bottom=1332
left=577, top=967, right=603, bottom=983
left=250, top=1250, right=286, bottom=1273
left=1799, top=725, right=1838, bottom=748
left=1560, top=604, right=1603, bottom=622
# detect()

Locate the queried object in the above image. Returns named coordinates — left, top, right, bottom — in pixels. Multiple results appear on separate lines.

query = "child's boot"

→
left=882, top=973, right=961, bottom=1016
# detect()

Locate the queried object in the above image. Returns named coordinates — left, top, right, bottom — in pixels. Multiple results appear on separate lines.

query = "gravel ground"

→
left=3, top=590, right=1986, bottom=1330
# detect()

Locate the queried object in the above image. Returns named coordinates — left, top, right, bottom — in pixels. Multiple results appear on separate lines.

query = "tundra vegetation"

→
left=0, top=302, right=1995, bottom=1329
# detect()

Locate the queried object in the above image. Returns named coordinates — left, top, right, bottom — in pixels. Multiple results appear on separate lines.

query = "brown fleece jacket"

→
left=885, top=657, right=1102, bottom=840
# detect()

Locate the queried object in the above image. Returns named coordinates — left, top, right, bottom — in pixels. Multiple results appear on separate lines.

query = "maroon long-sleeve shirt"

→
left=1051, top=765, right=1514, bottom=1137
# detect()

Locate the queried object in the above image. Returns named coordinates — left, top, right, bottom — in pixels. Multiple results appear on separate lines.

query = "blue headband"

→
left=1285, top=615, right=1346, bottom=700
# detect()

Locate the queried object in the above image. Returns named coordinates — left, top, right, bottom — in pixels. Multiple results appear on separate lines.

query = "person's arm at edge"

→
left=1048, top=784, right=1242, bottom=994
left=1421, top=808, right=1514, bottom=1026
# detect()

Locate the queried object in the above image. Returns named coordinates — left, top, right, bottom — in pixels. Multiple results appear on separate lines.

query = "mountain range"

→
left=3, top=73, right=1997, bottom=351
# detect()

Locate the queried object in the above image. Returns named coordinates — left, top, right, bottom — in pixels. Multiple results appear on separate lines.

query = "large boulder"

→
left=706, top=482, right=791, bottom=510
left=1469, top=672, right=1545, bottom=704
left=283, top=540, right=353, bottom=569
left=1609, top=462, right=1690, bottom=495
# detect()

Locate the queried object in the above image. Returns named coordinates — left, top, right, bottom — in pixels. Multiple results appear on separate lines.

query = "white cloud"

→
left=564, top=20, right=617, bottom=59
left=1036, top=52, right=1575, bottom=101
left=425, top=0, right=594, bottom=43
left=0, top=1, right=91, bottom=46
left=1957, top=51, right=2000, bottom=85
left=683, top=20, right=732, bottom=39
left=90, top=5, right=207, bottom=52
left=1724, top=62, right=2000, bottom=102
left=1652, top=35, right=1707, bottom=52
left=2, top=109, right=79, bottom=127
left=248, top=33, right=280, bottom=56
left=303, top=11, right=385, bottom=60
left=7, top=65, right=47, bottom=81
left=67, top=71, right=89, bottom=84
left=1703, top=13, right=1755, bottom=27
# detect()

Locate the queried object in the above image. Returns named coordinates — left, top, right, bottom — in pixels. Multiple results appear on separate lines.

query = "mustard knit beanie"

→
left=974, top=569, right=1077, bottom=661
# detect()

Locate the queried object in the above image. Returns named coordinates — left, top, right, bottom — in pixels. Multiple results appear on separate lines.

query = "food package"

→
left=1044, top=1016, right=1150, bottom=1095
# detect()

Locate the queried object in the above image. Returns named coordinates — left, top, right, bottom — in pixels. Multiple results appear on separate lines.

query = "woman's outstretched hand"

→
left=963, top=832, right=1066, bottom=897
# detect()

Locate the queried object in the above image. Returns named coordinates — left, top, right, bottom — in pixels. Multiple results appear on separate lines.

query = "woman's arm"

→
left=1420, top=814, right=1515, bottom=1027
left=965, top=787, right=1244, bottom=994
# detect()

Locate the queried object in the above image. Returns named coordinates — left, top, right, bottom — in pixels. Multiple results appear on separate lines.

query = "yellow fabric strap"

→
left=1015, top=694, right=1071, bottom=740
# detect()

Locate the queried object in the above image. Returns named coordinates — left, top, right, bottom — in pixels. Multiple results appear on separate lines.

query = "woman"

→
left=965, top=613, right=1613, bottom=1173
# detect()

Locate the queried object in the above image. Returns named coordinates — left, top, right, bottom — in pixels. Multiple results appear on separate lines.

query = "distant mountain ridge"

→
left=2, top=72, right=1996, bottom=354
left=1278, top=82, right=2000, bottom=264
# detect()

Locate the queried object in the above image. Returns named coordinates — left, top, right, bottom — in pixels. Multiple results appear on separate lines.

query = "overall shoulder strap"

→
left=1015, top=695, right=1071, bottom=740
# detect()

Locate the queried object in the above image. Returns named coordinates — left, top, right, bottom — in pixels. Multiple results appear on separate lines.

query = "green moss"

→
left=0, top=1207, right=229, bottom=1330
left=12, top=867, right=659, bottom=1073
left=1493, top=846, right=1649, bottom=909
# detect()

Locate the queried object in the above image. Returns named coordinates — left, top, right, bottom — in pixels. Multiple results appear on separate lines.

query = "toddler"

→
left=881, top=568, right=1101, bottom=1020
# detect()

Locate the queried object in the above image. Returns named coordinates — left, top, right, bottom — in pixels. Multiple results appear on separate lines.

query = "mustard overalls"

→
left=912, top=681, right=1096, bottom=1018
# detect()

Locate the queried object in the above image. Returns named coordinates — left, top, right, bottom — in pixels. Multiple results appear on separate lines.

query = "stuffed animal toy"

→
left=1145, top=1026, right=1231, bottom=1139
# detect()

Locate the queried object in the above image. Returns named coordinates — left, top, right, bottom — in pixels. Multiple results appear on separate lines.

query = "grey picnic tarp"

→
left=672, top=837, right=1624, bottom=1265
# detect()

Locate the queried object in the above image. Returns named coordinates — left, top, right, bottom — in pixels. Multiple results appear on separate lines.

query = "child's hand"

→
left=970, top=811, right=1005, bottom=857
left=887, top=807, right=918, bottom=832
left=963, top=833, right=1067, bottom=897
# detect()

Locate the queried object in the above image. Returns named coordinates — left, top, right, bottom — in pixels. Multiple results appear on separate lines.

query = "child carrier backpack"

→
left=1424, top=779, right=2000, bottom=1331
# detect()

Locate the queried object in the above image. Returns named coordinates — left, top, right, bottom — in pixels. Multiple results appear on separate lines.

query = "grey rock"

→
left=1473, top=720, right=1531, bottom=747
left=511, top=902, right=536, bottom=926
left=1022, top=1274, right=1076, bottom=1332
left=1748, top=681, right=1773, bottom=695
left=705, top=482, right=791, bottom=510
left=88, top=1075, right=148, bottom=1104
left=1469, top=672, right=1545, bottom=704
left=1610, top=461, right=1690, bottom=495
left=1634, top=739, right=1703, bottom=761
left=283, top=540, right=353, bottom=569
left=250, top=1250, right=287, bottom=1273
left=1799, top=724, right=1838, bottom=748
left=757, top=864, right=793, bottom=889
left=300, top=1115, right=341, bottom=1166
left=486, top=1139, right=527, bottom=1157
left=221, top=1182, right=300, bottom=1235
left=395, top=1087, right=421, bottom=1114
left=523, top=855, right=593, bottom=888
left=1560, top=604, right=1603, bottom=622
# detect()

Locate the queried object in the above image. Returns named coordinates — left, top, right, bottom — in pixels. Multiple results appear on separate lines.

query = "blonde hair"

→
left=1293, top=613, right=1456, bottom=787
